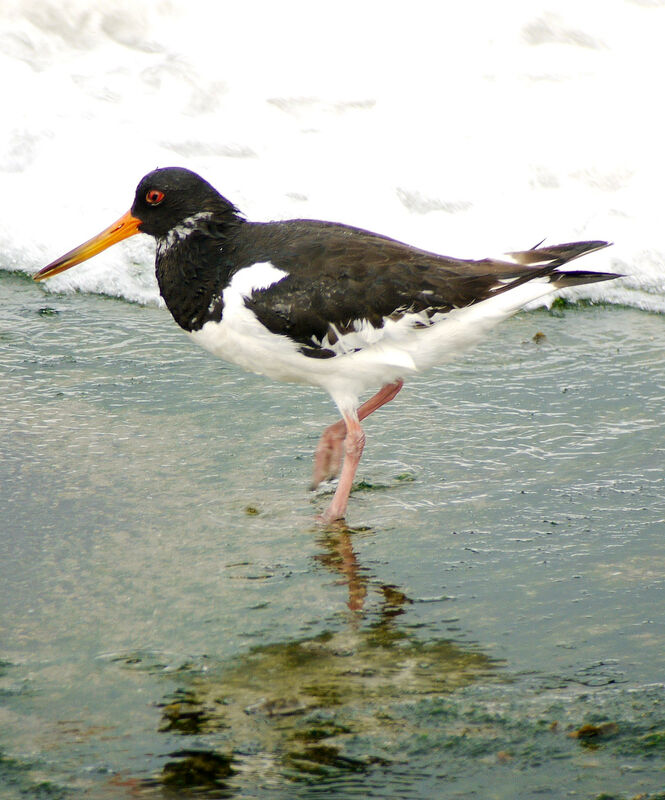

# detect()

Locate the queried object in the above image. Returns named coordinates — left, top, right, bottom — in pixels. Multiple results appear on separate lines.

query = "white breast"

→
left=223, top=262, right=289, bottom=309
left=189, top=262, right=309, bottom=382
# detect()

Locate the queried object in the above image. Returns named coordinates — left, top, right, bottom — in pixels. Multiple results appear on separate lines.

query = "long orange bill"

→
left=33, top=210, right=143, bottom=282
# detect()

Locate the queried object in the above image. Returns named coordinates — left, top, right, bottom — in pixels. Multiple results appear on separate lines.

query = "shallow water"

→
left=1, top=271, right=664, bottom=797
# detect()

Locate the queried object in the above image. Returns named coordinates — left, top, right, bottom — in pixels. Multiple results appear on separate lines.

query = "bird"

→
left=33, top=167, right=618, bottom=523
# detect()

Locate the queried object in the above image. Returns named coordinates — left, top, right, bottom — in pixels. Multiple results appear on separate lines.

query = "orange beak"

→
left=33, top=210, right=142, bottom=282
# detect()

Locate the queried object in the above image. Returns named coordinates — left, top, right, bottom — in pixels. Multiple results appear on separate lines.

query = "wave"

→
left=1, top=0, right=663, bottom=312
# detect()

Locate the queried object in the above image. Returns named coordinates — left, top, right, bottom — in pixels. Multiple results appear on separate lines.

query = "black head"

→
left=131, top=167, right=241, bottom=238
left=34, top=166, right=243, bottom=282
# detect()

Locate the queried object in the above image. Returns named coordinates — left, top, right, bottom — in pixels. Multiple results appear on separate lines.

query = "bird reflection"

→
left=313, top=523, right=370, bottom=612
left=131, top=528, right=496, bottom=797
left=314, top=524, right=417, bottom=626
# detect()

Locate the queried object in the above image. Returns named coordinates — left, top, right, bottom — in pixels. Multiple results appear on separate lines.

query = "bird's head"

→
left=33, top=167, right=239, bottom=282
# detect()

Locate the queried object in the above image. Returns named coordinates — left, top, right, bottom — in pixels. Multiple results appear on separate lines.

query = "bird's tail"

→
left=506, top=240, right=620, bottom=288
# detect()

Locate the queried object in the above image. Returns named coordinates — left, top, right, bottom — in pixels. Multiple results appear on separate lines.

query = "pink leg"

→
left=311, top=380, right=404, bottom=489
left=318, top=413, right=366, bottom=524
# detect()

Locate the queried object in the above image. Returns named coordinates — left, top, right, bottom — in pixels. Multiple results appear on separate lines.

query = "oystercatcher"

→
left=34, top=167, right=618, bottom=523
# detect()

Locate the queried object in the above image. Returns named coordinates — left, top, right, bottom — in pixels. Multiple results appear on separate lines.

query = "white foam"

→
left=1, top=0, right=663, bottom=311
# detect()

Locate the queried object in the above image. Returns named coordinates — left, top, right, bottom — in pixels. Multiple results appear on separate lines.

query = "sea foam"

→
left=1, top=0, right=664, bottom=311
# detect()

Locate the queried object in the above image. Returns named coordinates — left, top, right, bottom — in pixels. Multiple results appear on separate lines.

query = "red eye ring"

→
left=146, top=189, right=165, bottom=205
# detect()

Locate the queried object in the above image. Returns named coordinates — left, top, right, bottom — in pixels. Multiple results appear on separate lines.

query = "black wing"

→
left=227, top=219, right=614, bottom=357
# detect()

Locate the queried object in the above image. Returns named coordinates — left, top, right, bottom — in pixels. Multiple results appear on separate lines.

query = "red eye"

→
left=146, top=189, right=165, bottom=205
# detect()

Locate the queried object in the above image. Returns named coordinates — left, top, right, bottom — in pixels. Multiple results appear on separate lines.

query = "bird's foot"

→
left=315, top=419, right=365, bottom=525
left=315, top=506, right=347, bottom=526
left=310, top=419, right=346, bottom=489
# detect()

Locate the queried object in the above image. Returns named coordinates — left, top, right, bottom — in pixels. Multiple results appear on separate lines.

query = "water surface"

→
left=1, top=271, right=664, bottom=798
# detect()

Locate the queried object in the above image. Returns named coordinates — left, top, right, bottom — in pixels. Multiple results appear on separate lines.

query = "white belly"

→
left=188, top=262, right=559, bottom=408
